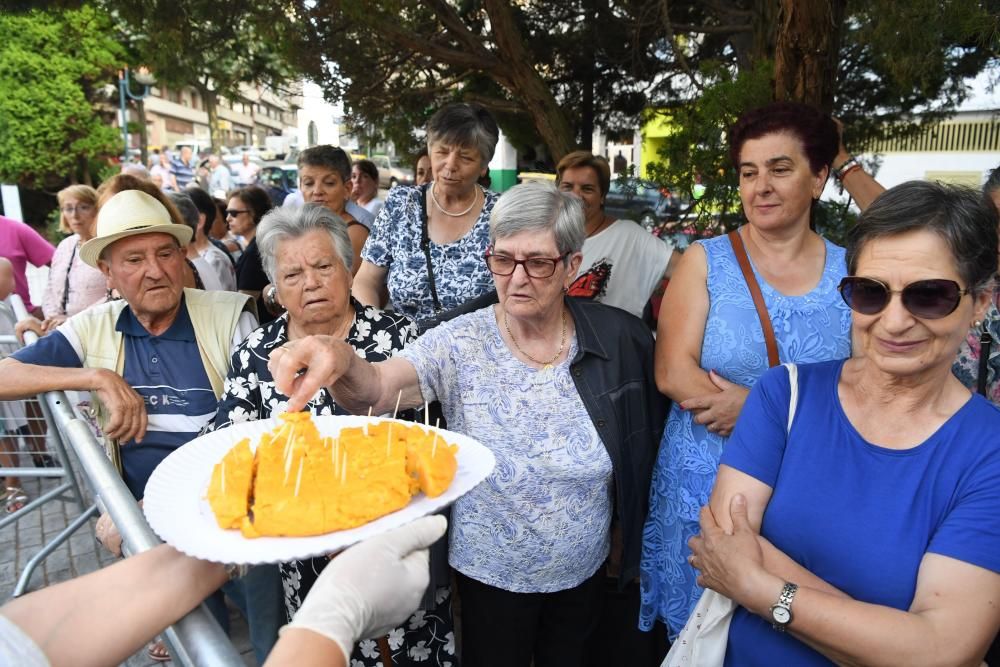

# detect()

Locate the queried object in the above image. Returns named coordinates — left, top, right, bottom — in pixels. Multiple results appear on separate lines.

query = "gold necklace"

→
left=430, top=182, right=481, bottom=217
left=504, top=308, right=567, bottom=369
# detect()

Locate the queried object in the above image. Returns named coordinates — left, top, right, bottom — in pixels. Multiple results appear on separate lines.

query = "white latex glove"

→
left=283, top=515, right=447, bottom=660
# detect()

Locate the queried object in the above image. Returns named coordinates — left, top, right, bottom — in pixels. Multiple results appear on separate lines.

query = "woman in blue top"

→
left=689, top=181, right=1000, bottom=665
left=640, top=102, right=853, bottom=636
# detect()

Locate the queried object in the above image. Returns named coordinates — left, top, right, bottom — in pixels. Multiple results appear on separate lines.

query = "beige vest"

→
left=69, top=289, right=255, bottom=461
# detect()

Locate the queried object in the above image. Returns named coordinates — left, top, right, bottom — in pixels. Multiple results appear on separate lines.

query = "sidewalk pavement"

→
left=0, top=467, right=256, bottom=666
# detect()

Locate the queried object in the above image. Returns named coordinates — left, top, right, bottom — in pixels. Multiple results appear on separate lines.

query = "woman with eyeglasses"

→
left=17, top=186, right=107, bottom=338
left=684, top=181, right=1000, bottom=665
left=639, top=102, right=853, bottom=639
left=229, top=185, right=277, bottom=323
left=266, top=182, right=666, bottom=667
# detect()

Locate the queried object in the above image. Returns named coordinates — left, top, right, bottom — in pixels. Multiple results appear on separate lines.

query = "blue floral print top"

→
left=361, top=184, right=498, bottom=323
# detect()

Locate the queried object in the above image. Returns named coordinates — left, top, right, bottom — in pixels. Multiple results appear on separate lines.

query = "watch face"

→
left=772, top=606, right=791, bottom=624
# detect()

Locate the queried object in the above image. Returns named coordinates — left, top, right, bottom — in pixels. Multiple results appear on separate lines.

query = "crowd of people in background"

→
left=1, top=99, right=1000, bottom=667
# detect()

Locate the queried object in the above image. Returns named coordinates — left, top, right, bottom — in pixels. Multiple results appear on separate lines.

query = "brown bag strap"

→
left=377, top=636, right=393, bottom=667
left=728, top=229, right=780, bottom=367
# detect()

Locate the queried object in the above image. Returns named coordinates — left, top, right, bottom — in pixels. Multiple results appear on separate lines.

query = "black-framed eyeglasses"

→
left=225, top=209, right=249, bottom=218
left=838, top=276, right=971, bottom=320
left=61, top=204, right=94, bottom=215
left=484, top=249, right=570, bottom=279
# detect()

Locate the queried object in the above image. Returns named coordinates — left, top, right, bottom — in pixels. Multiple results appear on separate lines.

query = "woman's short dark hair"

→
left=185, top=187, right=217, bottom=236
left=426, top=103, right=500, bottom=167
left=354, top=159, right=379, bottom=182
left=728, top=102, right=839, bottom=176
left=984, top=165, right=1000, bottom=197
left=297, top=145, right=352, bottom=182
left=229, top=186, right=273, bottom=226
left=846, top=180, right=999, bottom=293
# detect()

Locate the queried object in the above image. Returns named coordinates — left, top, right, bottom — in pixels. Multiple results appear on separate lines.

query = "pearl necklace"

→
left=504, top=308, right=567, bottom=370
left=430, top=182, right=481, bottom=217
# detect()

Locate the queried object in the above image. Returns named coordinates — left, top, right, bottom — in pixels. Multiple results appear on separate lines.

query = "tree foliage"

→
left=647, top=0, right=1000, bottom=232
left=0, top=6, right=124, bottom=188
left=266, top=0, right=670, bottom=162
left=105, top=0, right=297, bottom=152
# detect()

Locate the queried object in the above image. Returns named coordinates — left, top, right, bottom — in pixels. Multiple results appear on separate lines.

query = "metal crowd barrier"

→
left=6, top=294, right=243, bottom=666
left=0, top=299, right=93, bottom=595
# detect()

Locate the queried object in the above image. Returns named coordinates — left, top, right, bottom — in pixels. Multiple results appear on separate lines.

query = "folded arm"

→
left=696, top=465, right=1000, bottom=667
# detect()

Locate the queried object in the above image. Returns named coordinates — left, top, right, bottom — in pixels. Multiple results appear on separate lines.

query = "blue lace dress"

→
left=638, top=231, right=852, bottom=637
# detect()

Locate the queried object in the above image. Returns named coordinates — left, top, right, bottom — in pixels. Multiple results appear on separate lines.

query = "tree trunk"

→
left=199, top=84, right=223, bottom=154
left=483, top=0, right=576, bottom=161
left=730, top=0, right=779, bottom=71
left=773, top=0, right=846, bottom=111
left=579, top=0, right=598, bottom=151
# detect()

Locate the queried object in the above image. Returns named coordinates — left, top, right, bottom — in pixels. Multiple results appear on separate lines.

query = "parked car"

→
left=604, top=178, right=689, bottom=228
left=259, top=164, right=299, bottom=205
left=371, top=155, right=414, bottom=189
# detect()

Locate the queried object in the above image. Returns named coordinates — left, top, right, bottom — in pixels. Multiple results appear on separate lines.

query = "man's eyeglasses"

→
left=484, top=249, right=570, bottom=279
left=838, top=276, right=971, bottom=320
left=225, top=209, right=249, bottom=218
left=61, top=204, right=94, bottom=215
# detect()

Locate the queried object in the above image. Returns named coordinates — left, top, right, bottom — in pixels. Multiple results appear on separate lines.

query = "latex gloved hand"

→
left=283, top=515, right=447, bottom=660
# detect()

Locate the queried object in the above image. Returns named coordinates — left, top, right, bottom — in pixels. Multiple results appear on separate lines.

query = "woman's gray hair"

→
left=489, top=181, right=586, bottom=257
left=166, top=191, right=200, bottom=232
left=426, top=103, right=500, bottom=168
left=256, top=203, right=354, bottom=282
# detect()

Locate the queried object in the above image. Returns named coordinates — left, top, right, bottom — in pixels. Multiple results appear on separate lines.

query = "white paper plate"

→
left=143, top=415, right=495, bottom=564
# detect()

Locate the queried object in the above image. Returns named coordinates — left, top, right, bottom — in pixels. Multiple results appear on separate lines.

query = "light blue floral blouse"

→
left=361, top=184, right=498, bottom=323
left=400, top=306, right=613, bottom=593
left=639, top=231, right=852, bottom=637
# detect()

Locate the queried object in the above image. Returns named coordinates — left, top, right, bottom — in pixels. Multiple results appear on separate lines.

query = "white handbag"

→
left=662, top=363, right=799, bottom=667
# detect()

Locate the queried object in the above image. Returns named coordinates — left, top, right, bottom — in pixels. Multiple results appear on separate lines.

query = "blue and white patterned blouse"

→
left=639, top=231, right=852, bottom=637
left=400, top=306, right=613, bottom=593
left=361, top=184, right=499, bottom=323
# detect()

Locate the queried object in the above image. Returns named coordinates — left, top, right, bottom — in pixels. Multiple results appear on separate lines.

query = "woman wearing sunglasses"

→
left=640, top=102, right=853, bottom=638
left=685, top=181, right=1000, bottom=665
left=266, top=182, right=666, bottom=667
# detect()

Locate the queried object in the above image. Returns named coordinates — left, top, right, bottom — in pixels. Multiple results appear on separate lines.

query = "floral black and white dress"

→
left=208, top=298, right=457, bottom=666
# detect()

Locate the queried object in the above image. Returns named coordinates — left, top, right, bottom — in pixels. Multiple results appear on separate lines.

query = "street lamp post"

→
left=118, top=66, right=156, bottom=162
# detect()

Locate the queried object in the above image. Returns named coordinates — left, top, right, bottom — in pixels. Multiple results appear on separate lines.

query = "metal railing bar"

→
left=12, top=503, right=100, bottom=597
left=7, top=294, right=243, bottom=665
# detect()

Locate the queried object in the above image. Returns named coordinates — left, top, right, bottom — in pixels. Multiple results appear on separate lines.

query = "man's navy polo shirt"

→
left=13, top=297, right=218, bottom=498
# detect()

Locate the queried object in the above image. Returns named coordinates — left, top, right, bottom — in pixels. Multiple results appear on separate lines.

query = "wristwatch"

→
left=769, top=582, right=798, bottom=632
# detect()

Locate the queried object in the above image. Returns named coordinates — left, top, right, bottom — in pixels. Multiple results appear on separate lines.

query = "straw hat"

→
left=80, top=190, right=192, bottom=267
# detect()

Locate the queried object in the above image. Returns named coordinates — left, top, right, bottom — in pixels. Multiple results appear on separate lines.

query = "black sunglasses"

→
left=838, top=276, right=971, bottom=319
left=225, top=209, right=249, bottom=218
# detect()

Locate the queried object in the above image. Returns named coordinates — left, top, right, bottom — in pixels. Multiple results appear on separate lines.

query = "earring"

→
left=974, top=320, right=984, bottom=331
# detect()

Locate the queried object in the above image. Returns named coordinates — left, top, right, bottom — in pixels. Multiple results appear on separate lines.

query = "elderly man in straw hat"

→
left=0, top=190, right=285, bottom=662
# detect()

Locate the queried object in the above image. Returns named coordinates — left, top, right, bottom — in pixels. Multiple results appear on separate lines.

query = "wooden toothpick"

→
left=365, top=406, right=373, bottom=435
left=432, top=418, right=440, bottom=458
left=294, top=457, right=304, bottom=497
left=424, top=401, right=430, bottom=427
left=392, top=390, right=402, bottom=419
